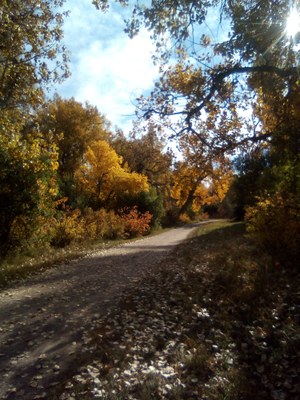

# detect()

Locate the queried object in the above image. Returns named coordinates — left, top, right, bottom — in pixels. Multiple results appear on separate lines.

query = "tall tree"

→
left=0, top=133, right=59, bottom=255
left=0, top=0, right=68, bottom=254
left=112, top=125, right=174, bottom=224
left=36, top=96, right=112, bottom=203
left=112, top=124, right=173, bottom=192
left=94, top=0, right=300, bottom=261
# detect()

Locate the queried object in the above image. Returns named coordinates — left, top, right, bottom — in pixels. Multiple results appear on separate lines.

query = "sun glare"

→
left=286, top=7, right=300, bottom=38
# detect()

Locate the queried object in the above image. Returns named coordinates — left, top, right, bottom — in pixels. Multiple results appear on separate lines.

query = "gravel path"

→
left=0, top=223, right=204, bottom=399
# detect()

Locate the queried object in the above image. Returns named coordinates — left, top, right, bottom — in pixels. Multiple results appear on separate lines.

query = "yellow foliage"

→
left=81, top=208, right=125, bottom=240
left=1, top=132, right=59, bottom=211
left=171, top=164, right=199, bottom=205
left=50, top=208, right=85, bottom=248
left=75, top=140, right=148, bottom=205
left=178, top=213, right=191, bottom=223
left=203, top=170, right=233, bottom=207
left=171, top=160, right=233, bottom=214
left=167, top=64, right=205, bottom=97
left=192, top=184, right=210, bottom=212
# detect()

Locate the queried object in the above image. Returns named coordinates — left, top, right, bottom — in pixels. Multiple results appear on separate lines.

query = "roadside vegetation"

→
left=0, top=1, right=299, bottom=398
left=49, top=221, right=299, bottom=400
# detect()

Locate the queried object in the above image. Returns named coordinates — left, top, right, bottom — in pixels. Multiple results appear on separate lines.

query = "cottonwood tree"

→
left=94, top=0, right=300, bottom=261
left=93, top=0, right=298, bottom=152
left=75, top=140, right=149, bottom=209
left=36, top=96, right=112, bottom=204
left=112, top=124, right=174, bottom=225
left=171, top=133, right=232, bottom=216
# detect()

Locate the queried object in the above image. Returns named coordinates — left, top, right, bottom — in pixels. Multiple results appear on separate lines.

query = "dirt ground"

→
left=0, top=223, right=204, bottom=400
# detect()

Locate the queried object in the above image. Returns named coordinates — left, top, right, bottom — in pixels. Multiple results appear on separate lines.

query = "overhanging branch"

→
left=185, top=64, right=297, bottom=123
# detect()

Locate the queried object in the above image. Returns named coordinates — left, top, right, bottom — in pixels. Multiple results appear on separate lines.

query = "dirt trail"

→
left=0, top=223, right=206, bottom=399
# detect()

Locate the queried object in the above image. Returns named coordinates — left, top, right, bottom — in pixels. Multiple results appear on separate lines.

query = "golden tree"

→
left=75, top=140, right=149, bottom=208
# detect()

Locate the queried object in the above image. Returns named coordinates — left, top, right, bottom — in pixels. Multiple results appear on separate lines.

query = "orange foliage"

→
left=118, top=206, right=152, bottom=237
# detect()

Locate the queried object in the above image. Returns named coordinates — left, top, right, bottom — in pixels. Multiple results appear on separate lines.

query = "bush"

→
left=178, top=213, right=191, bottom=223
left=118, top=206, right=152, bottom=238
left=246, top=192, right=300, bottom=266
left=102, top=209, right=126, bottom=240
left=116, top=187, right=164, bottom=228
left=81, top=208, right=124, bottom=240
left=50, top=208, right=84, bottom=248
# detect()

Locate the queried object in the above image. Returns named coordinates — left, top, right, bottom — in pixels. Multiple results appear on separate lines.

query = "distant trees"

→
left=112, top=125, right=174, bottom=225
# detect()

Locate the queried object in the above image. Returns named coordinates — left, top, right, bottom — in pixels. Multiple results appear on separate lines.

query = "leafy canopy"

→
left=93, top=0, right=299, bottom=153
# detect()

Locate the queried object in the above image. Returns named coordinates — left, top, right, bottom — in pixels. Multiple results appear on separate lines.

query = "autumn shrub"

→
left=50, top=208, right=85, bottom=248
left=102, top=209, right=126, bottom=239
left=82, top=208, right=108, bottom=239
left=81, top=208, right=125, bottom=240
left=246, top=192, right=300, bottom=266
left=178, top=213, right=191, bottom=224
left=7, top=215, right=37, bottom=253
left=118, top=206, right=152, bottom=238
left=116, top=188, right=164, bottom=228
left=82, top=207, right=152, bottom=240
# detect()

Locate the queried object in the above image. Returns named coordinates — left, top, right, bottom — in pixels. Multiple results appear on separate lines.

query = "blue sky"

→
left=55, top=0, right=159, bottom=133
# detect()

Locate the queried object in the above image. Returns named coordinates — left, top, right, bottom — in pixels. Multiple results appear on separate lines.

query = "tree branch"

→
left=185, top=64, right=297, bottom=123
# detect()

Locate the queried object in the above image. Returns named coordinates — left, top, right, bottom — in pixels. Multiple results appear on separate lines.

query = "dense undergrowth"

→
left=49, top=221, right=300, bottom=400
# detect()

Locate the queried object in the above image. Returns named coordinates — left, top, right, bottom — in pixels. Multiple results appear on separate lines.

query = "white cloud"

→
left=56, top=0, right=159, bottom=132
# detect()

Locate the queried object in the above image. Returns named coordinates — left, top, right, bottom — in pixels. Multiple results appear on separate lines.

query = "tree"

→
left=94, top=0, right=298, bottom=152
left=112, top=124, right=174, bottom=221
left=112, top=124, right=173, bottom=190
left=171, top=158, right=232, bottom=217
left=0, top=134, right=58, bottom=255
left=230, top=149, right=271, bottom=220
left=75, top=140, right=149, bottom=209
left=0, top=0, right=69, bottom=122
left=169, top=129, right=232, bottom=216
left=35, top=97, right=112, bottom=203
left=0, top=0, right=68, bottom=255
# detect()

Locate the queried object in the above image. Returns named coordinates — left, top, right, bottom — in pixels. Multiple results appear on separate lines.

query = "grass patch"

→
left=192, top=219, right=245, bottom=239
